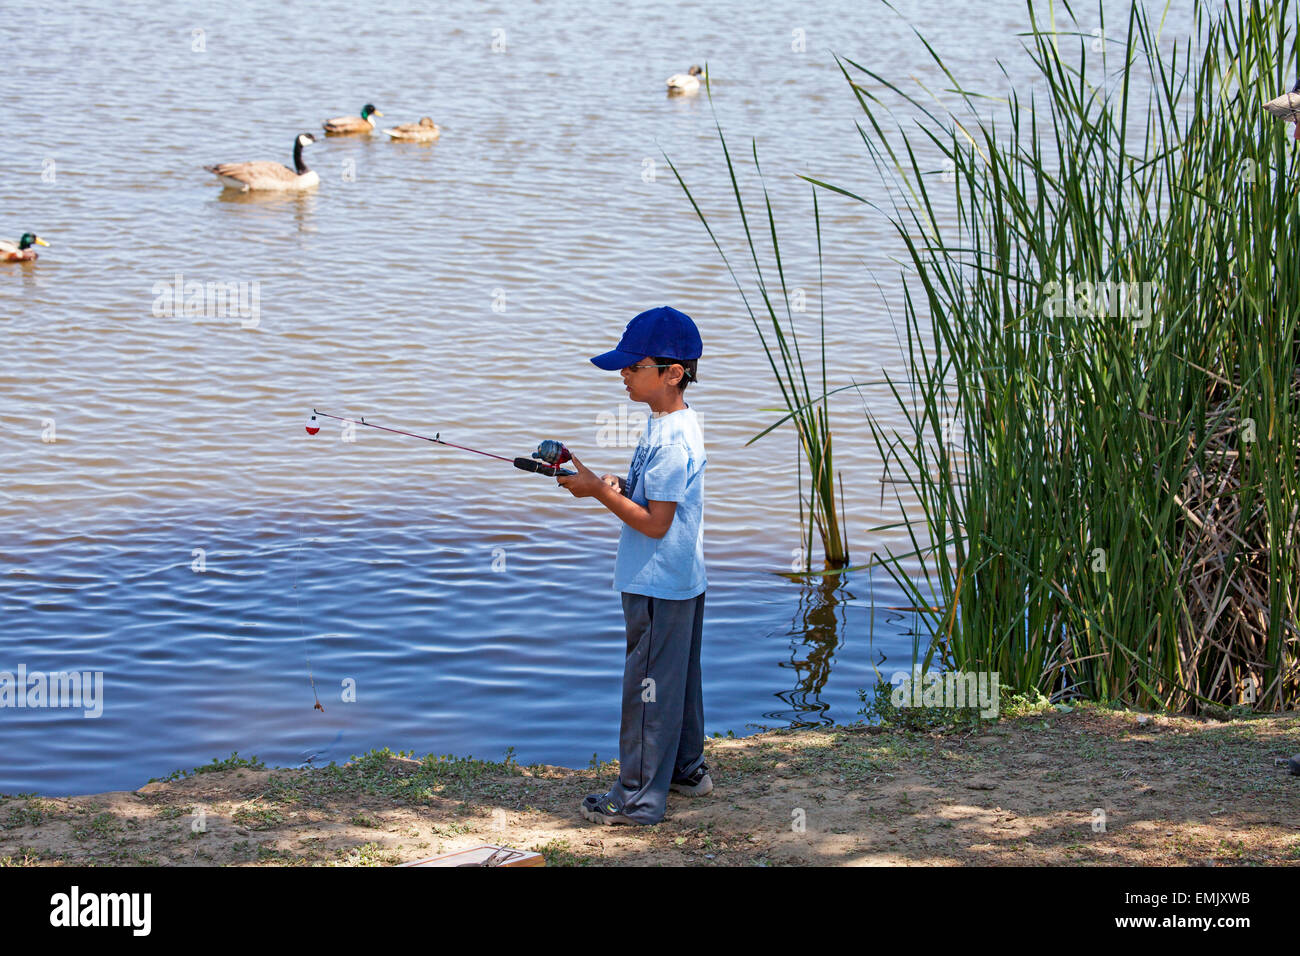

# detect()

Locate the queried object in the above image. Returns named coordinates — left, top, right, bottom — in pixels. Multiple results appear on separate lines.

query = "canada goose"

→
left=206, top=133, right=320, bottom=191
left=667, top=65, right=704, bottom=96
left=1264, top=79, right=1300, bottom=139
left=323, top=103, right=383, bottom=135
left=382, top=116, right=441, bottom=141
left=0, top=232, right=49, bottom=262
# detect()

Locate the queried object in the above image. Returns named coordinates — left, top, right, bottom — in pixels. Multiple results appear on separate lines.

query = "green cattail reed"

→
left=666, top=78, right=850, bottom=570
left=828, top=0, right=1298, bottom=710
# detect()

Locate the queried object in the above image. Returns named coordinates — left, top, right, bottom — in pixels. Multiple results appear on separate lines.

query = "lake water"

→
left=0, top=0, right=1196, bottom=795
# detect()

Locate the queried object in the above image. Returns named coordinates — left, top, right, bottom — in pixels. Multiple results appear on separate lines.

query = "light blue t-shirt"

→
left=613, top=405, right=707, bottom=600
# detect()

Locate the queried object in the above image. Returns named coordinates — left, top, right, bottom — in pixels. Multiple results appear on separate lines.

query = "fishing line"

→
left=296, top=409, right=576, bottom=709
left=290, top=532, right=324, bottom=711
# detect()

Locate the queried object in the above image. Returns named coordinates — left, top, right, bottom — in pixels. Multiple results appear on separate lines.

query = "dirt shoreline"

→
left=3, top=705, right=1297, bottom=866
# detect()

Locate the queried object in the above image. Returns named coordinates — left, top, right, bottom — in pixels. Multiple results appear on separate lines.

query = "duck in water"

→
left=323, top=103, right=383, bottom=135
left=206, top=133, right=320, bottom=191
left=0, top=232, right=49, bottom=262
left=667, top=65, right=704, bottom=96
left=1263, top=79, right=1300, bottom=139
left=383, top=116, right=441, bottom=141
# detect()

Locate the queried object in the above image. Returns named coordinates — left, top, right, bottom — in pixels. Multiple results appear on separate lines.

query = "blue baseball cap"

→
left=590, top=306, right=703, bottom=371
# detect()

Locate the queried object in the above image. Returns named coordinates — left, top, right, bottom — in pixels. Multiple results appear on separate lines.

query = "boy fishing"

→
left=557, top=305, right=710, bottom=825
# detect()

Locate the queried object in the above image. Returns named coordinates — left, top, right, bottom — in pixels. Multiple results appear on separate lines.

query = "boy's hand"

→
left=556, top=452, right=673, bottom=537
left=556, top=453, right=604, bottom=498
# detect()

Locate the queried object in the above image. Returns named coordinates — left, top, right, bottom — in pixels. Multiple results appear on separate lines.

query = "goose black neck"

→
left=293, top=139, right=310, bottom=175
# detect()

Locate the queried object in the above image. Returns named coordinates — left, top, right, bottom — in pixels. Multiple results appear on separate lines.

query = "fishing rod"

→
left=306, top=409, right=576, bottom=477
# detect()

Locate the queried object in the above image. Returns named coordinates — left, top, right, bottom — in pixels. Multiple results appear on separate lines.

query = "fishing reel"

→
left=515, top=439, right=574, bottom=477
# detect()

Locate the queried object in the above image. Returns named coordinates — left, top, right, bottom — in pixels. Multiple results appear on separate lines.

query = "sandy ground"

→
left=2, top=706, right=1298, bottom=866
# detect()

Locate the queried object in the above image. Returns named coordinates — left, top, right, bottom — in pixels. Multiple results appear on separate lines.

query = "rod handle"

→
left=514, top=457, right=575, bottom=477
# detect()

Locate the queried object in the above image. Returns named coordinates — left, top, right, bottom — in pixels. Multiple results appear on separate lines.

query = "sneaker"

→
left=580, top=792, right=641, bottom=826
left=670, top=764, right=714, bottom=796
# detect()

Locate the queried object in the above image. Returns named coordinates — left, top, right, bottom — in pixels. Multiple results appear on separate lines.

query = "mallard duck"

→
left=382, top=117, right=441, bottom=141
left=323, top=103, right=383, bottom=135
left=667, top=65, right=704, bottom=96
left=0, top=232, right=49, bottom=262
left=206, top=133, right=320, bottom=191
left=1264, top=79, right=1300, bottom=139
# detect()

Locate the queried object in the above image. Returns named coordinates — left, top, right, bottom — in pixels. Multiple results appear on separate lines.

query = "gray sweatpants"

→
left=606, top=590, right=706, bottom=824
